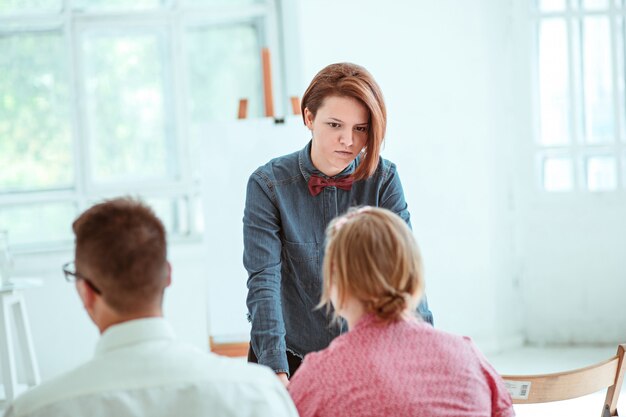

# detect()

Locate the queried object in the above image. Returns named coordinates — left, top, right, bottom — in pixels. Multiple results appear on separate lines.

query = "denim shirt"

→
left=243, top=141, right=433, bottom=374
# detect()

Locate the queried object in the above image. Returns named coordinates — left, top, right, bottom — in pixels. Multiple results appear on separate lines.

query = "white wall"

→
left=201, top=118, right=309, bottom=339
left=519, top=201, right=626, bottom=344
left=298, top=0, right=626, bottom=348
left=296, top=0, right=626, bottom=347
left=297, top=0, right=525, bottom=351
left=505, top=0, right=626, bottom=345
left=202, top=0, right=528, bottom=349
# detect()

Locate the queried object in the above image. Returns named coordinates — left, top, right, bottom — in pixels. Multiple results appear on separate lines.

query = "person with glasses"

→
left=62, top=261, right=101, bottom=294
left=3, top=197, right=298, bottom=417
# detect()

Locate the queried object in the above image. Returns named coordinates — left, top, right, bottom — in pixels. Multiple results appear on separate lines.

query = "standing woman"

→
left=243, top=63, right=433, bottom=384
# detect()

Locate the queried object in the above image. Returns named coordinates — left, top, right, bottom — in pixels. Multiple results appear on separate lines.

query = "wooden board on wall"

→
left=209, top=337, right=249, bottom=358
left=199, top=116, right=309, bottom=341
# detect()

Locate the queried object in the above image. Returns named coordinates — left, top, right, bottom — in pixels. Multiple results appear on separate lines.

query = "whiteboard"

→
left=200, top=116, right=309, bottom=340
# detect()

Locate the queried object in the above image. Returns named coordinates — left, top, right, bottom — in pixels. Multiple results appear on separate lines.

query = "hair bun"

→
left=373, top=292, right=408, bottom=321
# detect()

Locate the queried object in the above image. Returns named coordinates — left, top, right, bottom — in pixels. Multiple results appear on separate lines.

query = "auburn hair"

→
left=301, top=63, right=387, bottom=181
left=72, top=197, right=168, bottom=314
left=321, top=207, right=424, bottom=323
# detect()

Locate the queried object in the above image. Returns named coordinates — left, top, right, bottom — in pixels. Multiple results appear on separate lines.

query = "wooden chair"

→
left=502, top=344, right=625, bottom=417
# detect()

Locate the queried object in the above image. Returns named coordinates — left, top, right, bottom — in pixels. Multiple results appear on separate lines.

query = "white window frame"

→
left=0, top=0, right=294, bottom=253
left=531, top=0, right=626, bottom=194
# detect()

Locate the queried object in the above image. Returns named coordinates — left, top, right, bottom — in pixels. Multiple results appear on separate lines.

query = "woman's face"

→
left=305, top=95, right=369, bottom=177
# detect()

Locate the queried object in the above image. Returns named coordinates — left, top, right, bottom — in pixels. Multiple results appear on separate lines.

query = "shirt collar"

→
left=298, top=140, right=358, bottom=182
left=351, top=312, right=421, bottom=331
left=95, top=317, right=175, bottom=357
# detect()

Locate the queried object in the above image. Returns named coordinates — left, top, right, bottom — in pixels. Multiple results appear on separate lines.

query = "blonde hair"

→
left=301, top=63, right=386, bottom=181
left=320, top=207, right=424, bottom=323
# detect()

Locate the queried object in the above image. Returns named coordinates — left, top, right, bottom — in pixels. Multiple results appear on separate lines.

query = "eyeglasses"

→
left=62, top=261, right=102, bottom=295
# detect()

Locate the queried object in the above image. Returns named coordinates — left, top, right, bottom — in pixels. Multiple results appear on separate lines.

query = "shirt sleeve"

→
left=243, top=171, right=289, bottom=374
left=379, top=161, right=434, bottom=325
left=466, top=338, right=516, bottom=417
left=379, top=160, right=412, bottom=228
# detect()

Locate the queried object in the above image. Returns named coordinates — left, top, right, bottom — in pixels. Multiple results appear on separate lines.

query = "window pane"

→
left=0, top=202, right=76, bottom=246
left=186, top=25, right=262, bottom=123
left=582, top=0, right=609, bottom=9
left=143, top=197, right=189, bottom=236
left=582, top=17, right=614, bottom=144
left=538, top=20, right=570, bottom=145
left=538, top=0, right=566, bottom=11
left=586, top=156, right=616, bottom=191
left=543, top=157, right=574, bottom=191
left=72, top=0, right=163, bottom=11
left=191, top=194, right=204, bottom=235
left=86, top=196, right=189, bottom=236
left=82, top=31, right=177, bottom=184
left=0, top=32, right=73, bottom=192
left=0, top=0, right=61, bottom=14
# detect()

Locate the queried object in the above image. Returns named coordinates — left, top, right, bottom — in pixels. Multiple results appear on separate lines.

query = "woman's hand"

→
left=277, top=372, right=289, bottom=387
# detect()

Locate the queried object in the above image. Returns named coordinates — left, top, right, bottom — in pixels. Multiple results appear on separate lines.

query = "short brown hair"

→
left=321, top=207, right=424, bottom=323
left=72, top=197, right=168, bottom=314
left=301, top=63, right=387, bottom=181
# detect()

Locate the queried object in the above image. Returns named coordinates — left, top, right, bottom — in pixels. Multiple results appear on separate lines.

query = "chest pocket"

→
left=282, top=241, right=320, bottom=293
left=283, top=241, right=318, bottom=261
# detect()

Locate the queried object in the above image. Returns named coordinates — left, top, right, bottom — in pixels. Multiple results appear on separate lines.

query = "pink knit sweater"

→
left=288, top=314, right=514, bottom=417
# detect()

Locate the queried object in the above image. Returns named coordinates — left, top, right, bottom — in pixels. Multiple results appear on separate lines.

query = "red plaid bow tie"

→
left=308, top=174, right=354, bottom=196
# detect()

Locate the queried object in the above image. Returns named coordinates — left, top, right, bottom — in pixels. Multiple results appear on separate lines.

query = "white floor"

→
left=487, top=345, right=624, bottom=416
left=1, top=346, right=623, bottom=416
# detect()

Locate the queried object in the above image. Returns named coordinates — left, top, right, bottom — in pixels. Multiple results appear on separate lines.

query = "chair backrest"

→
left=502, top=344, right=625, bottom=417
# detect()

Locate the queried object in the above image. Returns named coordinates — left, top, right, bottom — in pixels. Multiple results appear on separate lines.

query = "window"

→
left=533, top=0, right=625, bottom=192
left=0, top=0, right=286, bottom=250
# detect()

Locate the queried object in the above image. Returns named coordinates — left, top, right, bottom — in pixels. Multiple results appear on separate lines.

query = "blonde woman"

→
left=288, top=207, right=514, bottom=417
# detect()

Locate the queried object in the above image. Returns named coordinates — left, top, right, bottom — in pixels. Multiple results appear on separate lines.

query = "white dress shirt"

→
left=3, top=318, right=298, bottom=417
